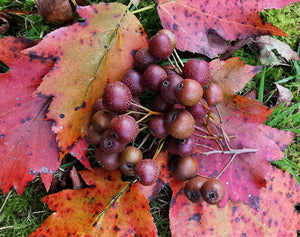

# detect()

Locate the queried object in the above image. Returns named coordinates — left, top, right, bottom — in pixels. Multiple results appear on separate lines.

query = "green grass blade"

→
left=258, top=66, right=266, bottom=103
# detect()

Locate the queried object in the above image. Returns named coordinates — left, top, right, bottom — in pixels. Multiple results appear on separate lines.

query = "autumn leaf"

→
left=184, top=58, right=296, bottom=205
left=209, top=57, right=263, bottom=97
left=169, top=167, right=300, bottom=236
left=157, top=0, right=298, bottom=58
left=22, top=3, right=148, bottom=159
left=69, top=137, right=92, bottom=170
left=250, top=35, right=300, bottom=65
left=30, top=168, right=157, bottom=237
left=0, top=37, right=60, bottom=195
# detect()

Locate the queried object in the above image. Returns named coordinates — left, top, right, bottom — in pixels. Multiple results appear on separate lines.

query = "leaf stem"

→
left=167, top=57, right=181, bottom=74
left=173, top=48, right=184, bottom=68
left=131, top=4, right=156, bottom=14
left=86, top=180, right=137, bottom=234
left=171, top=53, right=183, bottom=73
left=199, top=147, right=257, bottom=156
left=215, top=154, right=237, bottom=179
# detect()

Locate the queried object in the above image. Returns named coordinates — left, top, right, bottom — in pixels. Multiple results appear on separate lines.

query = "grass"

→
left=0, top=181, right=51, bottom=237
left=0, top=0, right=299, bottom=236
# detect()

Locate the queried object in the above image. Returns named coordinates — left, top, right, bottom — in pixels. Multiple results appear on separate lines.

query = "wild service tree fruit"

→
left=165, top=109, right=195, bottom=139
left=102, top=81, right=132, bottom=114
left=149, top=33, right=174, bottom=60
left=142, top=64, right=167, bottom=92
left=134, top=159, right=160, bottom=186
left=110, top=114, right=139, bottom=143
left=175, top=79, right=203, bottom=106
left=121, top=69, right=144, bottom=97
left=182, top=59, right=211, bottom=87
left=184, top=176, right=205, bottom=203
left=87, top=124, right=101, bottom=146
left=94, top=147, right=119, bottom=171
left=171, top=155, right=198, bottom=181
left=91, top=110, right=114, bottom=133
left=160, top=74, right=184, bottom=104
left=99, top=129, right=126, bottom=153
left=119, top=146, right=143, bottom=176
left=158, top=29, right=176, bottom=48
left=134, top=47, right=157, bottom=72
left=203, top=83, right=224, bottom=106
left=200, top=178, right=226, bottom=205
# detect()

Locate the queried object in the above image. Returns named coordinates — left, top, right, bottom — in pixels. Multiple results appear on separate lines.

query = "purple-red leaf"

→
left=190, top=60, right=295, bottom=205
left=0, top=37, right=60, bottom=195
left=157, top=0, right=298, bottom=58
left=169, top=168, right=300, bottom=236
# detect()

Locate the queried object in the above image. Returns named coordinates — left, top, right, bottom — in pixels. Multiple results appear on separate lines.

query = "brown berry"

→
left=203, top=83, right=223, bottom=106
left=172, top=156, right=198, bottom=181
left=119, top=146, right=143, bottom=176
left=200, top=178, right=226, bottom=205
left=176, top=79, right=203, bottom=106
left=134, top=159, right=160, bottom=186
left=184, top=176, right=206, bottom=203
left=165, top=109, right=195, bottom=139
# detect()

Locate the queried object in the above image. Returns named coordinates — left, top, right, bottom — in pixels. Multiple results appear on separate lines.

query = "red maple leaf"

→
left=157, top=0, right=299, bottom=58
left=22, top=3, right=148, bottom=159
left=0, top=37, right=60, bottom=195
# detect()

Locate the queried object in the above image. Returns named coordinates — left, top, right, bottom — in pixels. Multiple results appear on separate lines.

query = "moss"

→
left=260, top=3, right=300, bottom=50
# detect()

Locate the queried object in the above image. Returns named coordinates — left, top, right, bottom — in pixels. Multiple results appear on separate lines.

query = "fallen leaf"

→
left=190, top=57, right=295, bottom=205
left=69, top=137, right=92, bottom=170
left=70, top=166, right=82, bottom=190
left=209, top=57, right=263, bottom=95
left=30, top=168, right=157, bottom=237
left=0, top=37, right=60, bottom=195
left=250, top=35, right=300, bottom=65
left=22, top=3, right=148, bottom=159
left=157, top=0, right=298, bottom=58
left=169, top=167, right=300, bottom=236
left=193, top=99, right=295, bottom=206
left=274, top=84, right=293, bottom=107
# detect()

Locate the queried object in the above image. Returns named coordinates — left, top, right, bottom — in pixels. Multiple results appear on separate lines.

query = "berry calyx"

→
left=200, top=178, right=226, bottom=205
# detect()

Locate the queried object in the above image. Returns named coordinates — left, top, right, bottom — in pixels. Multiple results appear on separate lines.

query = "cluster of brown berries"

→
left=87, top=29, right=226, bottom=204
